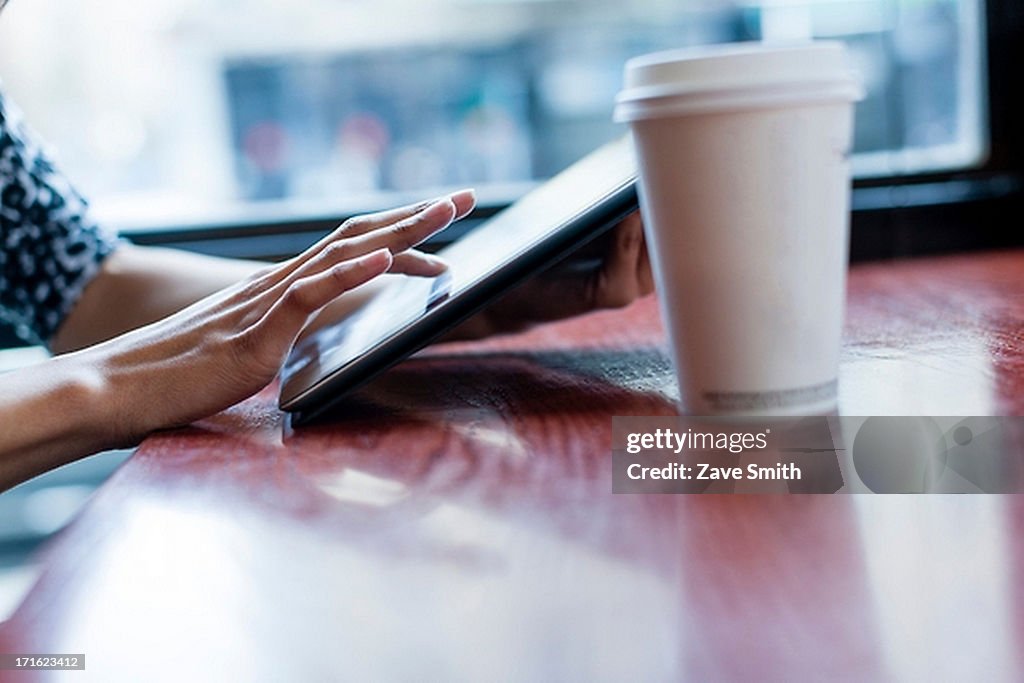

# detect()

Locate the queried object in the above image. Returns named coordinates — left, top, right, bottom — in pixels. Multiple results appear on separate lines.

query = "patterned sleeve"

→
left=0, top=86, right=119, bottom=346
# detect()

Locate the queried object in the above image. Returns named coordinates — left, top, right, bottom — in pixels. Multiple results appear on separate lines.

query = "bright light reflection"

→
left=316, top=469, right=409, bottom=507
left=840, top=336, right=996, bottom=414
left=58, top=500, right=261, bottom=682
left=0, top=563, right=40, bottom=623
left=853, top=496, right=1017, bottom=681
left=451, top=422, right=529, bottom=464
left=27, top=492, right=684, bottom=679
left=413, top=503, right=680, bottom=681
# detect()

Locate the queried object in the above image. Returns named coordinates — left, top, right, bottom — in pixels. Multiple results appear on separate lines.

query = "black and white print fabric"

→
left=0, top=86, right=117, bottom=345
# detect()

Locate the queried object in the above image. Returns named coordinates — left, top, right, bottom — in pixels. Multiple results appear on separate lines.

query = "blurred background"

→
left=0, top=0, right=989, bottom=617
left=0, top=0, right=985, bottom=224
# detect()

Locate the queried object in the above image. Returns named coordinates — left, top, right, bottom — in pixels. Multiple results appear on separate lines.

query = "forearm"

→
left=0, top=353, right=118, bottom=491
left=51, top=244, right=396, bottom=353
left=0, top=194, right=470, bottom=492
left=50, top=244, right=266, bottom=353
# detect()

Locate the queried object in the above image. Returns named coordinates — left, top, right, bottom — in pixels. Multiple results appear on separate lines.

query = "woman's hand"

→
left=92, top=192, right=476, bottom=440
left=0, top=191, right=475, bottom=490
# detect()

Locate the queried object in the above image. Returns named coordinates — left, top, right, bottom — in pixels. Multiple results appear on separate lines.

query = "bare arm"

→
left=49, top=245, right=265, bottom=353
left=50, top=190, right=475, bottom=353
left=0, top=193, right=471, bottom=492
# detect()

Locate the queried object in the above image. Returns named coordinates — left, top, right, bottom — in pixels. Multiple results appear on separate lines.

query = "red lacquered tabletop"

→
left=3, top=250, right=1024, bottom=681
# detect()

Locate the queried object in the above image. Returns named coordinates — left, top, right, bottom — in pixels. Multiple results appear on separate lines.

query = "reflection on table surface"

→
left=3, top=249, right=1024, bottom=681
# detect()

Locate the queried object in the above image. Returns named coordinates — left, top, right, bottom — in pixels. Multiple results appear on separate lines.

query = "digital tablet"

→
left=280, top=135, right=638, bottom=424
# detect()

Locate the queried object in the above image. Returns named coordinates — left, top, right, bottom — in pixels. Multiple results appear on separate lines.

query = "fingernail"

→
left=366, top=247, right=392, bottom=264
left=423, top=198, right=456, bottom=217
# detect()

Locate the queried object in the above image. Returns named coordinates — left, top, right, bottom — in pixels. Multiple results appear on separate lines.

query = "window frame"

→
left=847, top=0, right=1024, bottom=259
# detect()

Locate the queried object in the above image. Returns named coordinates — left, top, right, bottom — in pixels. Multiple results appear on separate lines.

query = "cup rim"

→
left=614, top=79, right=864, bottom=121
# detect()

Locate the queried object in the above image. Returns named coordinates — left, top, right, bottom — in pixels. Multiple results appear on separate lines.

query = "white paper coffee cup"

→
left=615, top=41, right=863, bottom=415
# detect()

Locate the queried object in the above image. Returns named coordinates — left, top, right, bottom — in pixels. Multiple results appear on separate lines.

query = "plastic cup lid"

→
left=615, top=41, right=863, bottom=120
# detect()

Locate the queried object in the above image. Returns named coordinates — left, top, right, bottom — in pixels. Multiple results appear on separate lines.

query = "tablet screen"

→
left=280, top=135, right=637, bottom=418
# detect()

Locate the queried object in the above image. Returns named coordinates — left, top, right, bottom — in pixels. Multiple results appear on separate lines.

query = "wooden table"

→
left=3, top=249, right=1024, bottom=682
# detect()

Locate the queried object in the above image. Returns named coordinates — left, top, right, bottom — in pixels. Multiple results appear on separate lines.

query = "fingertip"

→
left=449, top=188, right=477, bottom=219
left=390, top=251, right=449, bottom=277
left=366, top=247, right=394, bottom=271
left=417, top=248, right=449, bottom=267
left=418, top=263, right=449, bottom=278
left=425, top=254, right=450, bottom=275
left=423, top=197, right=458, bottom=223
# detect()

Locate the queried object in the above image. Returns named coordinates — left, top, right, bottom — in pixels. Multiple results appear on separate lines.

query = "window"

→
left=0, top=0, right=991, bottom=231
